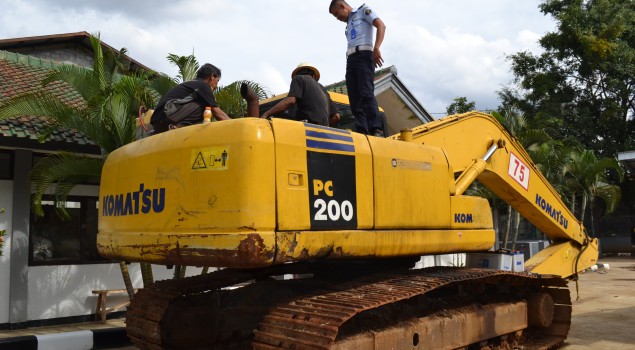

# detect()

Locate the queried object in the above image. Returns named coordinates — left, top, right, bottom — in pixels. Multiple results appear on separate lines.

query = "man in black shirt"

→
left=261, top=63, right=339, bottom=126
left=151, top=63, right=230, bottom=133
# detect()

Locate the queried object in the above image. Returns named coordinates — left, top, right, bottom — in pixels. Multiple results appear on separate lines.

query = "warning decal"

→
left=191, top=147, right=229, bottom=171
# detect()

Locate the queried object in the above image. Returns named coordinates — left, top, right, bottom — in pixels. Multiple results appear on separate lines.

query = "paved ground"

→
left=0, top=318, right=125, bottom=339
left=562, top=256, right=635, bottom=349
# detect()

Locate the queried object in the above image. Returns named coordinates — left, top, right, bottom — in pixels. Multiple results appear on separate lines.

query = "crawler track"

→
left=126, top=266, right=571, bottom=350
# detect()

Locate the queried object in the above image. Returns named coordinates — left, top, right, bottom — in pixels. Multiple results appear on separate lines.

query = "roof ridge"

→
left=0, top=50, right=63, bottom=70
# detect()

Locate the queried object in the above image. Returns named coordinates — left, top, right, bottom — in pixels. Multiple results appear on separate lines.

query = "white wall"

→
left=0, top=180, right=13, bottom=324
left=24, top=184, right=204, bottom=321
left=27, top=263, right=202, bottom=320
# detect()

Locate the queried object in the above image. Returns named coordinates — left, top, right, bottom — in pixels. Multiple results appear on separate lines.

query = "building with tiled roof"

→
left=0, top=31, right=157, bottom=154
left=0, top=50, right=98, bottom=154
left=0, top=31, right=152, bottom=73
left=0, top=32, right=179, bottom=331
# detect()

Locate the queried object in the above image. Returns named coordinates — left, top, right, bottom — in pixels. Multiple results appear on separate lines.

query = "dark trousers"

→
left=346, top=51, right=382, bottom=135
left=152, top=102, right=202, bottom=134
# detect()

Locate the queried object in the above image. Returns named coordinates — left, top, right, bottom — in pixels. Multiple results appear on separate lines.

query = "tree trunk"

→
left=580, top=194, right=588, bottom=225
left=140, top=262, right=154, bottom=287
left=503, top=205, right=512, bottom=249
left=511, top=210, right=521, bottom=250
left=173, top=265, right=187, bottom=279
left=589, top=195, right=596, bottom=237
left=491, top=207, right=500, bottom=250
left=119, top=261, right=135, bottom=299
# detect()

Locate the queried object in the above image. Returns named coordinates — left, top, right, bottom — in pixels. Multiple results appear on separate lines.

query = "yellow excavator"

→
left=98, top=92, right=598, bottom=349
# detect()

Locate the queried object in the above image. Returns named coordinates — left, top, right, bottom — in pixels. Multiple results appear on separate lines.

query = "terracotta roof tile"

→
left=0, top=50, right=92, bottom=146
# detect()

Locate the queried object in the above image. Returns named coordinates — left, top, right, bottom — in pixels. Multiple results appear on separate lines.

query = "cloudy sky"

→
left=1, top=0, right=556, bottom=116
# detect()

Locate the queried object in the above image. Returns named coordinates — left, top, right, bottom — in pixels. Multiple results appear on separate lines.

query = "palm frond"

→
left=167, top=53, right=199, bottom=82
left=42, top=65, right=95, bottom=103
left=593, top=183, right=622, bottom=215
left=89, top=34, right=107, bottom=91
left=30, top=153, right=103, bottom=218
left=0, top=91, right=79, bottom=122
left=151, top=74, right=178, bottom=96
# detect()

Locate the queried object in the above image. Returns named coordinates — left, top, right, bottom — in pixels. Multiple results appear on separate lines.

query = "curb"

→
left=0, top=327, right=130, bottom=350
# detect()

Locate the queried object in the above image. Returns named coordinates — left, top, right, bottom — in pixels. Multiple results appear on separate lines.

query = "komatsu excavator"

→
left=98, top=92, right=598, bottom=349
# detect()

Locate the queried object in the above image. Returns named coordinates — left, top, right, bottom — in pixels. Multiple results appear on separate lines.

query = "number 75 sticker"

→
left=508, top=152, right=530, bottom=190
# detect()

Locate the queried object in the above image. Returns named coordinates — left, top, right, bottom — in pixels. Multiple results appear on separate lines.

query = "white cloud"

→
left=1, top=0, right=556, bottom=116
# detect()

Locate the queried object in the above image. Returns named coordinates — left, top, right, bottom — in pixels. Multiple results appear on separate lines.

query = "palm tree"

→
left=0, top=34, right=158, bottom=297
left=167, top=53, right=199, bottom=82
left=0, top=34, right=157, bottom=218
left=562, top=149, right=623, bottom=235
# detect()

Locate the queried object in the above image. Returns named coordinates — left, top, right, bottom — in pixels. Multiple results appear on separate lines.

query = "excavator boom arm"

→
left=395, top=112, right=598, bottom=277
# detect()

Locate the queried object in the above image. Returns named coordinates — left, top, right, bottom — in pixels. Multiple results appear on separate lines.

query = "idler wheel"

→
left=527, top=291, right=554, bottom=328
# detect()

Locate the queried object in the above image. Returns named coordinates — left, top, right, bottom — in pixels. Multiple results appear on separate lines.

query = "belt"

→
left=346, top=44, right=373, bottom=57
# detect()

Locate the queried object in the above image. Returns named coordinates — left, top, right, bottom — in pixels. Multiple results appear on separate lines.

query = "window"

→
left=29, top=196, right=106, bottom=265
left=0, top=151, right=13, bottom=179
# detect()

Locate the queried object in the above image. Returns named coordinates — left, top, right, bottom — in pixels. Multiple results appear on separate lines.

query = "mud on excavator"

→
left=98, top=91, right=598, bottom=349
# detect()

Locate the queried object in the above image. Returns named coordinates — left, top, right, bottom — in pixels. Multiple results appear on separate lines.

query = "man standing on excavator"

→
left=329, top=0, right=386, bottom=136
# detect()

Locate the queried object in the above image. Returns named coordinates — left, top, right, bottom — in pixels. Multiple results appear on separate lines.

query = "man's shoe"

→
left=373, top=129, right=384, bottom=137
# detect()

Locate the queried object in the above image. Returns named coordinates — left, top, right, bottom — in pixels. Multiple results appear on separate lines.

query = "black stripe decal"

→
left=306, top=139, right=355, bottom=152
left=305, top=130, right=354, bottom=143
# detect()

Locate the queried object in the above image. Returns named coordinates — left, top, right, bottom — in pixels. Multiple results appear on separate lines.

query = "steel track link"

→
left=252, top=267, right=569, bottom=350
left=126, top=266, right=570, bottom=350
left=126, top=265, right=302, bottom=350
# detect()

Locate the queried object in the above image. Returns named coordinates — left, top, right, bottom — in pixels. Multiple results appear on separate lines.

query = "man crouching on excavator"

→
left=255, top=63, right=340, bottom=126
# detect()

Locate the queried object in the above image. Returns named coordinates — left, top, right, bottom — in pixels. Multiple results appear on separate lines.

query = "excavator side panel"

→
left=99, top=118, right=495, bottom=267
left=275, top=229, right=495, bottom=262
left=97, top=119, right=277, bottom=267
left=368, top=137, right=452, bottom=229
left=272, top=119, right=374, bottom=230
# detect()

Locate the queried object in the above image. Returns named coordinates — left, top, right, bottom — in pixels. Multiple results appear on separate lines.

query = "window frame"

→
left=0, top=150, right=14, bottom=180
left=28, top=194, right=108, bottom=266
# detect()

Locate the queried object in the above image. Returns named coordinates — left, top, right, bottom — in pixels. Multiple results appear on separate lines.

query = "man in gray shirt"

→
left=261, top=63, right=339, bottom=126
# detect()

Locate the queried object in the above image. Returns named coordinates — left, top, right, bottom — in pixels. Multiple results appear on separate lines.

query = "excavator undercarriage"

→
left=127, top=262, right=571, bottom=350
